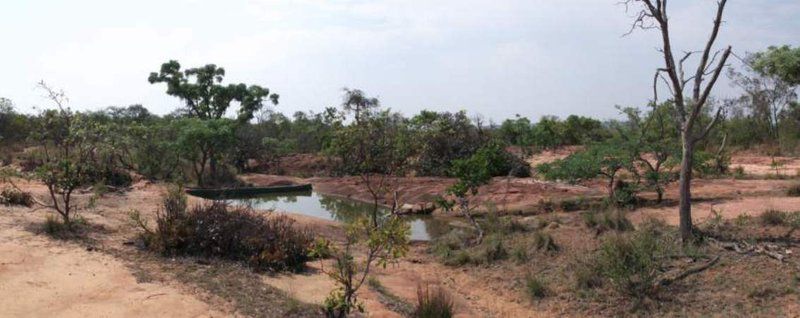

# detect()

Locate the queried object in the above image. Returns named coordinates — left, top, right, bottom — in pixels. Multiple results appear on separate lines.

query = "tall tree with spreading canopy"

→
left=623, top=0, right=732, bottom=241
left=148, top=60, right=279, bottom=121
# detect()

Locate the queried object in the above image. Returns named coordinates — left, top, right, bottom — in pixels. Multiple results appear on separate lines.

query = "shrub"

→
left=475, top=236, right=508, bottom=264
left=787, top=184, right=800, bottom=197
left=583, top=209, right=633, bottom=233
left=533, top=231, right=559, bottom=253
left=760, top=209, right=787, bottom=226
left=595, top=230, right=663, bottom=298
left=573, top=259, right=603, bottom=290
left=137, top=187, right=314, bottom=272
left=525, top=275, right=549, bottom=300
left=414, top=285, right=454, bottom=318
left=610, top=180, right=639, bottom=207
left=0, top=187, right=33, bottom=207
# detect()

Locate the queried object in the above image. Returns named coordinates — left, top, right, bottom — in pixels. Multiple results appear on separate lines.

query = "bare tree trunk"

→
left=678, top=136, right=694, bottom=241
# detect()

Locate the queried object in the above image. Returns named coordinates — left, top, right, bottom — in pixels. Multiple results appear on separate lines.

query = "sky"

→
left=1, top=0, right=798, bottom=122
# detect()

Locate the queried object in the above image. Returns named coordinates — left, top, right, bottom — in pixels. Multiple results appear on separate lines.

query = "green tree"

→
left=537, top=142, right=634, bottom=202
left=148, top=60, right=278, bottom=121
left=319, top=91, right=411, bottom=317
left=751, top=45, right=800, bottom=86
left=175, top=118, right=237, bottom=187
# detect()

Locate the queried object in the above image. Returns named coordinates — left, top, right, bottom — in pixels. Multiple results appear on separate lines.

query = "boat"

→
left=184, top=184, right=313, bottom=198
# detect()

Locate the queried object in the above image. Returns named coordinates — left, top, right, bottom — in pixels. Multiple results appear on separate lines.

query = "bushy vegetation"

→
left=133, top=186, right=313, bottom=272
left=0, top=187, right=33, bottom=207
left=414, top=284, right=454, bottom=318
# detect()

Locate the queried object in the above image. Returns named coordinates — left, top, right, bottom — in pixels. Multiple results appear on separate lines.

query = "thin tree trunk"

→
left=678, top=136, right=695, bottom=241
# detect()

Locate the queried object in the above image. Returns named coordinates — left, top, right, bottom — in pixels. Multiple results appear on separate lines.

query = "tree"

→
left=619, top=103, right=680, bottom=203
left=624, top=0, right=732, bottom=241
left=728, top=52, right=798, bottom=149
left=445, top=145, right=497, bottom=245
left=31, top=82, right=100, bottom=226
left=175, top=118, right=237, bottom=187
left=751, top=45, right=800, bottom=86
left=537, top=142, right=634, bottom=203
left=320, top=92, right=411, bottom=317
left=341, top=88, right=379, bottom=125
left=148, top=60, right=278, bottom=121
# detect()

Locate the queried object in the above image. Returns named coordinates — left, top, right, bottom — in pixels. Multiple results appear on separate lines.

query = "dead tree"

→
left=624, top=0, right=732, bottom=241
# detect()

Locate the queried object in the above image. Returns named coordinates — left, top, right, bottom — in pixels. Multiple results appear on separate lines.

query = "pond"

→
left=195, top=190, right=453, bottom=241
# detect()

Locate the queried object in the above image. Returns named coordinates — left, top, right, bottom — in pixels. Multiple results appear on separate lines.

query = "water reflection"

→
left=206, top=190, right=449, bottom=241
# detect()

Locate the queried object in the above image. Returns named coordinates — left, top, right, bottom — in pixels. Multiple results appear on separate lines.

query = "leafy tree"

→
left=30, top=83, right=102, bottom=226
left=728, top=52, right=798, bottom=149
left=618, top=103, right=680, bottom=203
left=537, top=142, right=634, bottom=202
left=531, top=116, right=564, bottom=150
left=341, top=88, right=379, bottom=125
left=175, top=118, right=237, bottom=187
left=446, top=146, right=495, bottom=244
left=410, top=110, right=488, bottom=176
left=751, top=45, right=800, bottom=86
left=318, top=91, right=411, bottom=317
left=497, top=115, right=535, bottom=146
left=148, top=60, right=278, bottom=121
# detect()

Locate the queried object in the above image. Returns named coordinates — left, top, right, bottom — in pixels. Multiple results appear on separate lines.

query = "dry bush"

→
left=525, top=275, right=549, bottom=300
left=760, top=210, right=788, bottom=226
left=787, top=184, right=800, bottom=197
left=135, top=186, right=313, bottom=272
left=583, top=208, right=634, bottom=233
left=0, top=187, right=33, bottom=207
left=414, top=284, right=454, bottom=318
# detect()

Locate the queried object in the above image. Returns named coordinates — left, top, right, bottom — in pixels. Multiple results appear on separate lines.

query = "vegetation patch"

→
left=414, top=284, right=454, bottom=318
left=0, top=187, right=33, bottom=207
left=133, top=186, right=313, bottom=272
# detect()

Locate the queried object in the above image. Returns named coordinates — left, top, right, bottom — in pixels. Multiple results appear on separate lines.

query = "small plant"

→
left=525, top=275, right=549, bottom=300
left=0, top=187, right=33, bottom=207
left=512, top=245, right=529, bottom=263
left=414, top=284, right=454, bottom=318
left=734, top=213, right=753, bottom=227
left=583, top=209, right=633, bottom=233
left=732, top=166, right=746, bottom=179
left=533, top=231, right=559, bottom=253
left=595, top=230, right=663, bottom=298
left=787, top=184, right=800, bottom=197
left=475, top=236, right=508, bottom=264
left=760, top=209, right=787, bottom=226
left=573, top=258, right=603, bottom=290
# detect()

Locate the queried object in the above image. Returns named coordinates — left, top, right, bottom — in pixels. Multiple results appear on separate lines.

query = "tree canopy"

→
left=148, top=60, right=279, bottom=121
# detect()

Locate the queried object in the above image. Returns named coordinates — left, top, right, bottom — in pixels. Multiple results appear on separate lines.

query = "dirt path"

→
left=0, top=210, right=228, bottom=318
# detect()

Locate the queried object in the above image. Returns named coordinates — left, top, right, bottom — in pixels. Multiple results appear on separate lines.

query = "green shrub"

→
left=0, top=187, right=33, bottom=207
left=595, top=230, right=663, bottom=298
left=414, top=285, right=454, bottom=318
left=760, top=210, right=787, bottom=226
left=512, top=245, right=529, bottom=263
left=610, top=180, right=639, bottom=207
left=525, top=275, right=549, bottom=300
left=136, top=186, right=314, bottom=272
left=476, top=236, right=508, bottom=264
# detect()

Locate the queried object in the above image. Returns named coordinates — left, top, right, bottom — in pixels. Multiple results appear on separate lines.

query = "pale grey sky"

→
left=1, top=0, right=798, bottom=121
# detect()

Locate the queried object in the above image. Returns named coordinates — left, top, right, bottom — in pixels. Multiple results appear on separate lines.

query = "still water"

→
left=217, top=190, right=452, bottom=241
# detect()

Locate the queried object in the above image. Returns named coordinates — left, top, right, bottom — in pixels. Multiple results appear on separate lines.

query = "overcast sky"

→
left=1, top=0, right=798, bottom=121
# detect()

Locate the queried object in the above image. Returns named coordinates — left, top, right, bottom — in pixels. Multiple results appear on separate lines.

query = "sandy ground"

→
left=0, top=182, right=230, bottom=318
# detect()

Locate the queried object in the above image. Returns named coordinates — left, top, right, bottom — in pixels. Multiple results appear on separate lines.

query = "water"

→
left=203, top=190, right=452, bottom=241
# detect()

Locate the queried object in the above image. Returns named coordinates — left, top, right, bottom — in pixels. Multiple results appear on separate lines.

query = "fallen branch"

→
left=656, top=255, right=720, bottom=288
